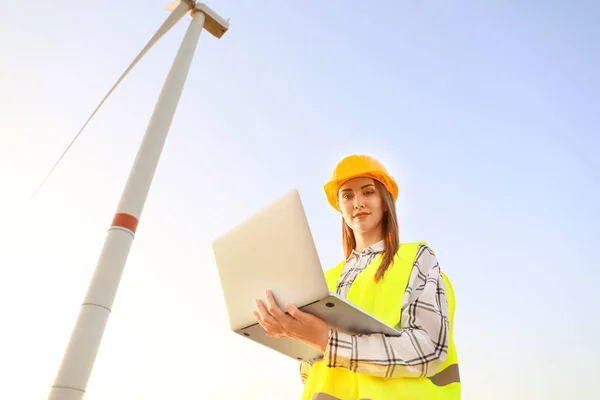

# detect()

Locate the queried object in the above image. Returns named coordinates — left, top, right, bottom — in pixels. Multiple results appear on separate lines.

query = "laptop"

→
left=211, top=189, right=400, bottom=362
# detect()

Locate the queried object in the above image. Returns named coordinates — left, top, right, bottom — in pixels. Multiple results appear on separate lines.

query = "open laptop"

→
left=211, top=189, right=400, bottom=362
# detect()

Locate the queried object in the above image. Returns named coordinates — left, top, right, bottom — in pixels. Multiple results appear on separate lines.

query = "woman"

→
left=254, top=155, right=461, bottom=400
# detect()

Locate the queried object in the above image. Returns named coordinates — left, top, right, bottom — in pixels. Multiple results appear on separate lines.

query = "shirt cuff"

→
left=324, top=329, right=354, bottom=370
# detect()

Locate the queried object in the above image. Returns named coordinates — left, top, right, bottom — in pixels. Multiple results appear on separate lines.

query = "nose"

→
left=353, top=193, right=365, bottom=209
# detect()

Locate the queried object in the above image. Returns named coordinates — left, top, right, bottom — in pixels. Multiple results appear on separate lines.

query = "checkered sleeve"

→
left=323, top=245, right=450, bottom=378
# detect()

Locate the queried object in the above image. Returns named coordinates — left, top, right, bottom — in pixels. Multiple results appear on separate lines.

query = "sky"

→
left=0, top=0, right=599, bottom=399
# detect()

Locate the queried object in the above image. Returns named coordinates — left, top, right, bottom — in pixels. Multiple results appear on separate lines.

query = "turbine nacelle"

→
left=165, top=1, right=229, bottom=38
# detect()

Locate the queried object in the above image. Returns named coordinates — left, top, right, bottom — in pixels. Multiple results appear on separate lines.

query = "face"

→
left=338, top=177, right=386, bottom=235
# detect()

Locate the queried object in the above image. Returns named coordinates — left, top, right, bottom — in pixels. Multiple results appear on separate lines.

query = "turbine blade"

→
left=164, top=0, right=180, bottom=11
left=29, top=2, right=192, bottom=202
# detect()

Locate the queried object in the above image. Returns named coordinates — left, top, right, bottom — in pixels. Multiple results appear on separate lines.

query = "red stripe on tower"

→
left=111, top=213, right=139, bottom=234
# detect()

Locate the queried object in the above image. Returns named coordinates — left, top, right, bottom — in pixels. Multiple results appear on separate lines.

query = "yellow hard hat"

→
left=324, top=154, right=398, bottom=211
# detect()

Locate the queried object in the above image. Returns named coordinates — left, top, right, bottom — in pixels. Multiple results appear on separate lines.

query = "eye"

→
left=364, top=190, right=375, bottom=196
left=342, top=193, right=354, bottom=200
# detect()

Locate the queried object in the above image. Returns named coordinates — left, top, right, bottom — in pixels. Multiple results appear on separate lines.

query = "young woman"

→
left=254, top=155, right=461, bottom=400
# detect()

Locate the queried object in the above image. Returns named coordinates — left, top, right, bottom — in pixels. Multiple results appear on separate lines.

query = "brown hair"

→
left=341, top=180, right=400, bottom=283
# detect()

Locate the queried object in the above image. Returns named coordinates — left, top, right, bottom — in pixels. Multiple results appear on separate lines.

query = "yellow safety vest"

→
left=301, top=242, right=461, bottom=400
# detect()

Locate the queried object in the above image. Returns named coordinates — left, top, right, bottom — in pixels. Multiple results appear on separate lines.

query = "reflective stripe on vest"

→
left=301, top=242, right=461, bottom=400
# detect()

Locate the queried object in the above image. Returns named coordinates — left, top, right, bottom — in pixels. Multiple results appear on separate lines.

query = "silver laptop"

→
left=211, top=189, right=399, bottom=362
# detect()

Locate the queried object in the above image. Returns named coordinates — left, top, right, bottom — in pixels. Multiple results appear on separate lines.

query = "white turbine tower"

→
left=46, top=2, right=229, bottom=399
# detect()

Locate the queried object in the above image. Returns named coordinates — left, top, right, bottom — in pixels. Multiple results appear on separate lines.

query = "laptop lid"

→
left=211, top=189, right=329, bottom=332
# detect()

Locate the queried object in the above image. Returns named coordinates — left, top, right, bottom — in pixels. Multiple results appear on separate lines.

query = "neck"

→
left=354, top=228, right=384, bottom=252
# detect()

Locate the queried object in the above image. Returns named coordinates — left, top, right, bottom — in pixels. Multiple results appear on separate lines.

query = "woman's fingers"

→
left=253, top=291, right=329, bottom=352
left=255, top=299, right=280, bottom=326
left=255, top=299, right=286, bottom=336
left=265, top=290, right=294, bottom=325
left=285, top=303, right=312, bottom=324
left=253, top=310, right=282, bottom=335
left=255, top=291, right=299, bottom=339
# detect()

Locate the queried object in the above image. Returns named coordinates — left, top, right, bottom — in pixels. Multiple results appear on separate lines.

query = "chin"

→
left=351, top=223, right=377, bottom=234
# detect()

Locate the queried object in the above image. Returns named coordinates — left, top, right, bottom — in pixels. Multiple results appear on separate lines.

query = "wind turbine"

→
left=46, top=2, right=229, bottom=399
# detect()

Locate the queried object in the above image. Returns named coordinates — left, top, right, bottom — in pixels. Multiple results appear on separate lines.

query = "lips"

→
left=354, top=212, right=370, bottom=218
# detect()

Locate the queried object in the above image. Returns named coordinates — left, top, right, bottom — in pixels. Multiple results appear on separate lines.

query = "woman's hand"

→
left=253, top=290, right=329, bottom=353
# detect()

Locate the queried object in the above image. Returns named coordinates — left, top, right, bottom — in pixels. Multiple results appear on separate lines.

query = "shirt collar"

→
left=347, top=240, right=385, bottom=260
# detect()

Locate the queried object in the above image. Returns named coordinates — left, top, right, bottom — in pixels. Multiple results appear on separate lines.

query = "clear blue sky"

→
left=0, top=1, right=598, bottom=399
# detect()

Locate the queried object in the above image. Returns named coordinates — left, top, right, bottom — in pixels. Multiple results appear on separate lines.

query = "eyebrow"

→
left=340, top=184, right=375, bottom=192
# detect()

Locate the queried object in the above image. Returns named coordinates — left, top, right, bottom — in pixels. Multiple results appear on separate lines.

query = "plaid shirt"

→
left=300, top=242, right=450, bottom=382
